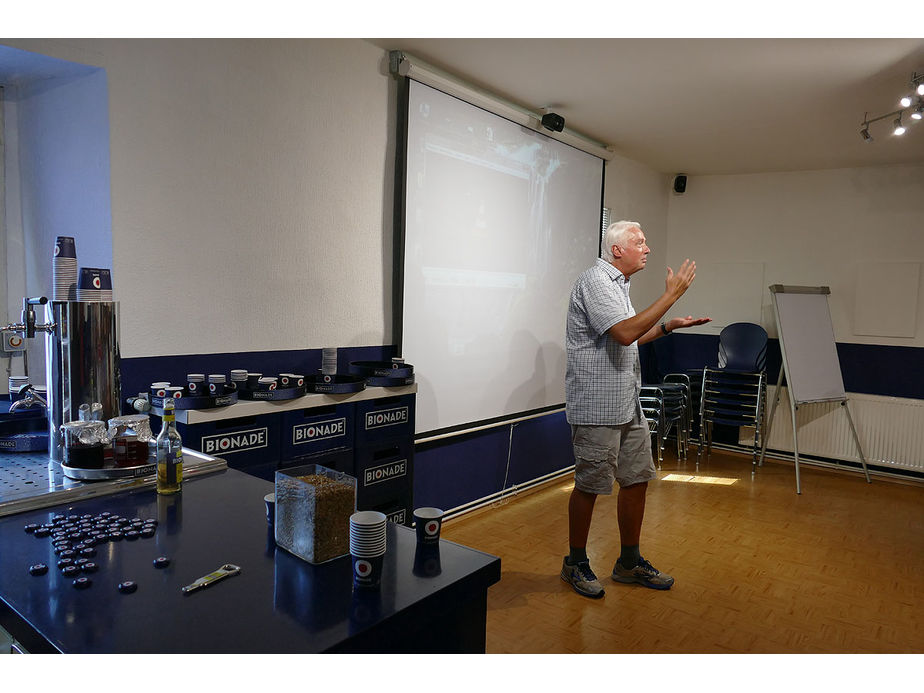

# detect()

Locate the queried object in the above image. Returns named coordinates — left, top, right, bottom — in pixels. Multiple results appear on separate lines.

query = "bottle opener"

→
left=181, top=563, right=241, bottom=594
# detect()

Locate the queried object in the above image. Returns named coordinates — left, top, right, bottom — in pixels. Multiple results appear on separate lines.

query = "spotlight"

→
left=893, top=116, right=905, bottom=135
left=918, top=82, right=924, bottom=96
left=900, top=95, right=913, bottom=108
left=912, top=104, right=924, bottom=121
left=860, top=126, right=873, bottom=142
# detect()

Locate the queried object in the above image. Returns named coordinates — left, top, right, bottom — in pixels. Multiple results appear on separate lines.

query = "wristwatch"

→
left=660, top=322, right=670, bottom=336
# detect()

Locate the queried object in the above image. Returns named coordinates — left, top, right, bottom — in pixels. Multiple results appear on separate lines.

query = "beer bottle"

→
left=156, top=398, right=183, bottom=495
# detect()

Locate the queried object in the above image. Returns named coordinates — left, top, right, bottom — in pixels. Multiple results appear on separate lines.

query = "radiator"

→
left=744, top=387, right=924, bottom=473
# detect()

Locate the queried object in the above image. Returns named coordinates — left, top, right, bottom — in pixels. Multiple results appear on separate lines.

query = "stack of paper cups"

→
left=349, top=511, right=387, bottom=588
left=321, top=347, right=337, bottom=375
left=53, top=237, right=78, bottom=301
left=9, top=375, right=30, bottom=399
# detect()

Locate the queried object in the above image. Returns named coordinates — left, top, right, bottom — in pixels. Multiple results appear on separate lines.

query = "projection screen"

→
left=398, top=79, right=604, bottom=436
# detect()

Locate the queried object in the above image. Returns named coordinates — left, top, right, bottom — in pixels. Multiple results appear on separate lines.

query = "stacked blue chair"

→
left=717, top=321, right=768, bottom=372
left=698, top=322, right=769, bottom=471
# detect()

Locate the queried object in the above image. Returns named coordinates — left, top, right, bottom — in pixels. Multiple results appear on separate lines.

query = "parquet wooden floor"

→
left=440, top=450, right=924, bottom=654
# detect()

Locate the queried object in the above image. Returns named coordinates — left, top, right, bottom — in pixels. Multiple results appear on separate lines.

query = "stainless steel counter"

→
left=0, top=448, right=226, bottom=517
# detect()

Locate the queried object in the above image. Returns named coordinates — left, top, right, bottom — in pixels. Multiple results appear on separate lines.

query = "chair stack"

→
left=639, top=386, right=665, bottom=468
left=661, top=373, right=692, bottom=460
left=640, top=381, right=692, bottom=468
left=698, top=322, right=768, bottom=470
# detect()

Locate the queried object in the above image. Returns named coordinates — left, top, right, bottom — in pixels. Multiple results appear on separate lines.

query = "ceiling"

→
left=366, top=38, right=924, bottom=176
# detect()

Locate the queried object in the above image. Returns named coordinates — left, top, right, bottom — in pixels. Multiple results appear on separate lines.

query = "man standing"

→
left=561, top=220, right=711, bottom=599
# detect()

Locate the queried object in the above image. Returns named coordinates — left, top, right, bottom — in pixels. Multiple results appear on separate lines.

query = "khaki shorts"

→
left=571, top=414, right=656, bottom=494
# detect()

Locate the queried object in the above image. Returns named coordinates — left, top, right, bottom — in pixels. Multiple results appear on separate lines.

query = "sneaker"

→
left=560, top=557, right=605, bottom=599
left=611, top=556, right=675, bottom=590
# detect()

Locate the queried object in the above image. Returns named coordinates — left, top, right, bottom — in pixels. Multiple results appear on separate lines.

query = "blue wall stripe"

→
left=641, top=334, right=922, bottom=400
left=118, top=338, right=920, bottom=512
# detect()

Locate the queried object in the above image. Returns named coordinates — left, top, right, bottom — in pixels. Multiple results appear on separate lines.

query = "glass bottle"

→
left=156, top=398, right=183, bottom=495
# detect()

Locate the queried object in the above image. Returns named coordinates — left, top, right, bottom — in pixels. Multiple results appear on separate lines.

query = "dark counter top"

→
left=0, top=467, right=500, bottom=653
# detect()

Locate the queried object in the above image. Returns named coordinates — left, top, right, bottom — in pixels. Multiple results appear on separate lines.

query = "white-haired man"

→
left=561, top=220, right=711, bottom=598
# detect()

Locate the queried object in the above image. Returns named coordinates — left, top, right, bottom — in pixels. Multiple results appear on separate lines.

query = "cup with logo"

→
left=413, top=507, right=444, bottom=545
left=186, top=374, right=206, bottom=397
left=77, top=267, right=106, bottom=302
left=349, top=510, right=387, bottom=589
left=257, top=377, right=277, bottom=391
left=208, top=374, right=226, bottom=396
left=150, top=382, right=171, bottom=400
left=230, top=370, right=248, bottom=389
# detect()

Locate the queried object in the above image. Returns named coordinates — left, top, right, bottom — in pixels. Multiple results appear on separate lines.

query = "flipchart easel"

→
left=758, top=285, right=871, bottom=494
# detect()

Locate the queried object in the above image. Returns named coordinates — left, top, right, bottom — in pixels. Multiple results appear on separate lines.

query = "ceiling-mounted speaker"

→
left=540, top=112, right=565, bottom=132
left=673, top=174, right=687, bottom=194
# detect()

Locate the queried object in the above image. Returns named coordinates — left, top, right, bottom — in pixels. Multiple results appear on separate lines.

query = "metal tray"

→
left=61, top=461, right=156, bottom=481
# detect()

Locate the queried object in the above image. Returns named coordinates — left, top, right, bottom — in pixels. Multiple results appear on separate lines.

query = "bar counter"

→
left=0, top=467, right=501, bottom=653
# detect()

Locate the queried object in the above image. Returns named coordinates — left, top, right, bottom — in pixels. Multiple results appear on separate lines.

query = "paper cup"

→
left=413, top=507, right=444, bottom=544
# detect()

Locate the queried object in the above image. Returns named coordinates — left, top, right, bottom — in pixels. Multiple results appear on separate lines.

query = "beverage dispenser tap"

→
left=3, top=296, right=57, bottom=338
left=9, top=384, right=48, bottom=413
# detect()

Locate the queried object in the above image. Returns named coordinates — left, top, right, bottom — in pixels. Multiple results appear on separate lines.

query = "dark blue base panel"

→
left=641, top=334, right=923, bottom=400
left=413, top=411, right=572, bottom=511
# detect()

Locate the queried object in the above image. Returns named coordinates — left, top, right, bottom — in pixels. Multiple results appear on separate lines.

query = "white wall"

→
left=603, top=154, right=670, bottom=314
left=665, top=164, right=924, bottom=347
left=15, top=67, right=113, bottom=289
left=3, top=38, right=395, bottom=358
left=2, top=58, right=113, bottom=380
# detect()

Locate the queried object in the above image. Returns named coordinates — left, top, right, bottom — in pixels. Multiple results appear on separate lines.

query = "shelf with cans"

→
left=147, top=361, right=417, bottom=526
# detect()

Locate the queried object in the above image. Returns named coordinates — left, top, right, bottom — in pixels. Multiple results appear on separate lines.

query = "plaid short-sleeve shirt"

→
left=565, top=258, right=641, bottom=425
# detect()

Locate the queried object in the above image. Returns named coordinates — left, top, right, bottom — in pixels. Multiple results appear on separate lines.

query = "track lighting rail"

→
left=860, top=70, right=924, bottom=141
